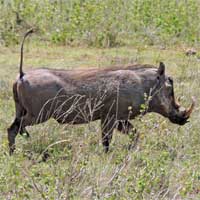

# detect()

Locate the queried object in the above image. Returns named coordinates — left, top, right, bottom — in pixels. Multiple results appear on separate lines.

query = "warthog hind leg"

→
left=7, top=118, right=21, bottom=155
left=19, top=127, right=30, bottom=138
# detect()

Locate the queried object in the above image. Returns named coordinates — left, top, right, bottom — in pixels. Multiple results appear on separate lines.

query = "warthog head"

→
left=149, top=62, right=195, bottom=125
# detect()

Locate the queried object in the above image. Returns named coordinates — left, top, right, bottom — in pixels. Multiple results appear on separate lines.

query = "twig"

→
left=107, top=155, right=131, bottom=185
left=35, top=139, right=70, bottom=162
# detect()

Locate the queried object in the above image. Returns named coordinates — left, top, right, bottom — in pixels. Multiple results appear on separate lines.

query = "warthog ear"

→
left=158, top=62, right=165, bottom=76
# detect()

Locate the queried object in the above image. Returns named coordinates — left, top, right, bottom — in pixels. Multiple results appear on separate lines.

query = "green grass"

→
left=0, top=0, right=200, bottom=47
left=0, top=43, right=199, bottom=199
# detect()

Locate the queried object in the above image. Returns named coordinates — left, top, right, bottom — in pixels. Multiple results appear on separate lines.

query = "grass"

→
left=0, top=42, right=200, bottom=199
left=1, top=0, right=200, bottom=47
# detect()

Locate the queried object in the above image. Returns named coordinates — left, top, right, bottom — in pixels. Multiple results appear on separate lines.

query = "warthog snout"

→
left=169, top=97, right=195, bottom=125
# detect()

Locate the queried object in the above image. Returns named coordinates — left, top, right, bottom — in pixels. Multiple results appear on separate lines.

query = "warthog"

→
left=8, top=29, right=195, bottom=154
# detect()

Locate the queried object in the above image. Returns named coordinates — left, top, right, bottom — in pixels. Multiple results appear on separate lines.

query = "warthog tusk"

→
left=175, top=98, right=181, bottom=108
left=184, top=96, right=196, bottom=118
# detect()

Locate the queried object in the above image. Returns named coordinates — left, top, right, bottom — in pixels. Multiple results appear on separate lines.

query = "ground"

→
left=0, top=43, right=199, bottom=199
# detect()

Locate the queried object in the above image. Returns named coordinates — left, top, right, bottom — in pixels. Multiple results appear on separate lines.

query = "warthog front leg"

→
left=116, top=120, right=139, bottom=150
left=116, top=120, right=133, bottom=134
left=101, top=116, right=116, bottom=153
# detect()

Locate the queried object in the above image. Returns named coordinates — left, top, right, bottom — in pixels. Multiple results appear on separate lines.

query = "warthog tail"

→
left=19, top=28, right=34, bottom=79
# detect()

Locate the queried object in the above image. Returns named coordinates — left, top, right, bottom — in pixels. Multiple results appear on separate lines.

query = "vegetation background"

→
left=0, top=0, right=200, bottom=199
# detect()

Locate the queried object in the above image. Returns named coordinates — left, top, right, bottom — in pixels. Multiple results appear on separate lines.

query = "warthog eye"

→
left=165, top=77, right=174, bottom=89
left=168, top=77, right=173, bottom=85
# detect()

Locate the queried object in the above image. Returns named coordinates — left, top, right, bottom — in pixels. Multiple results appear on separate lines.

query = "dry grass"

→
left=0, top=43, right=200, bottom=199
